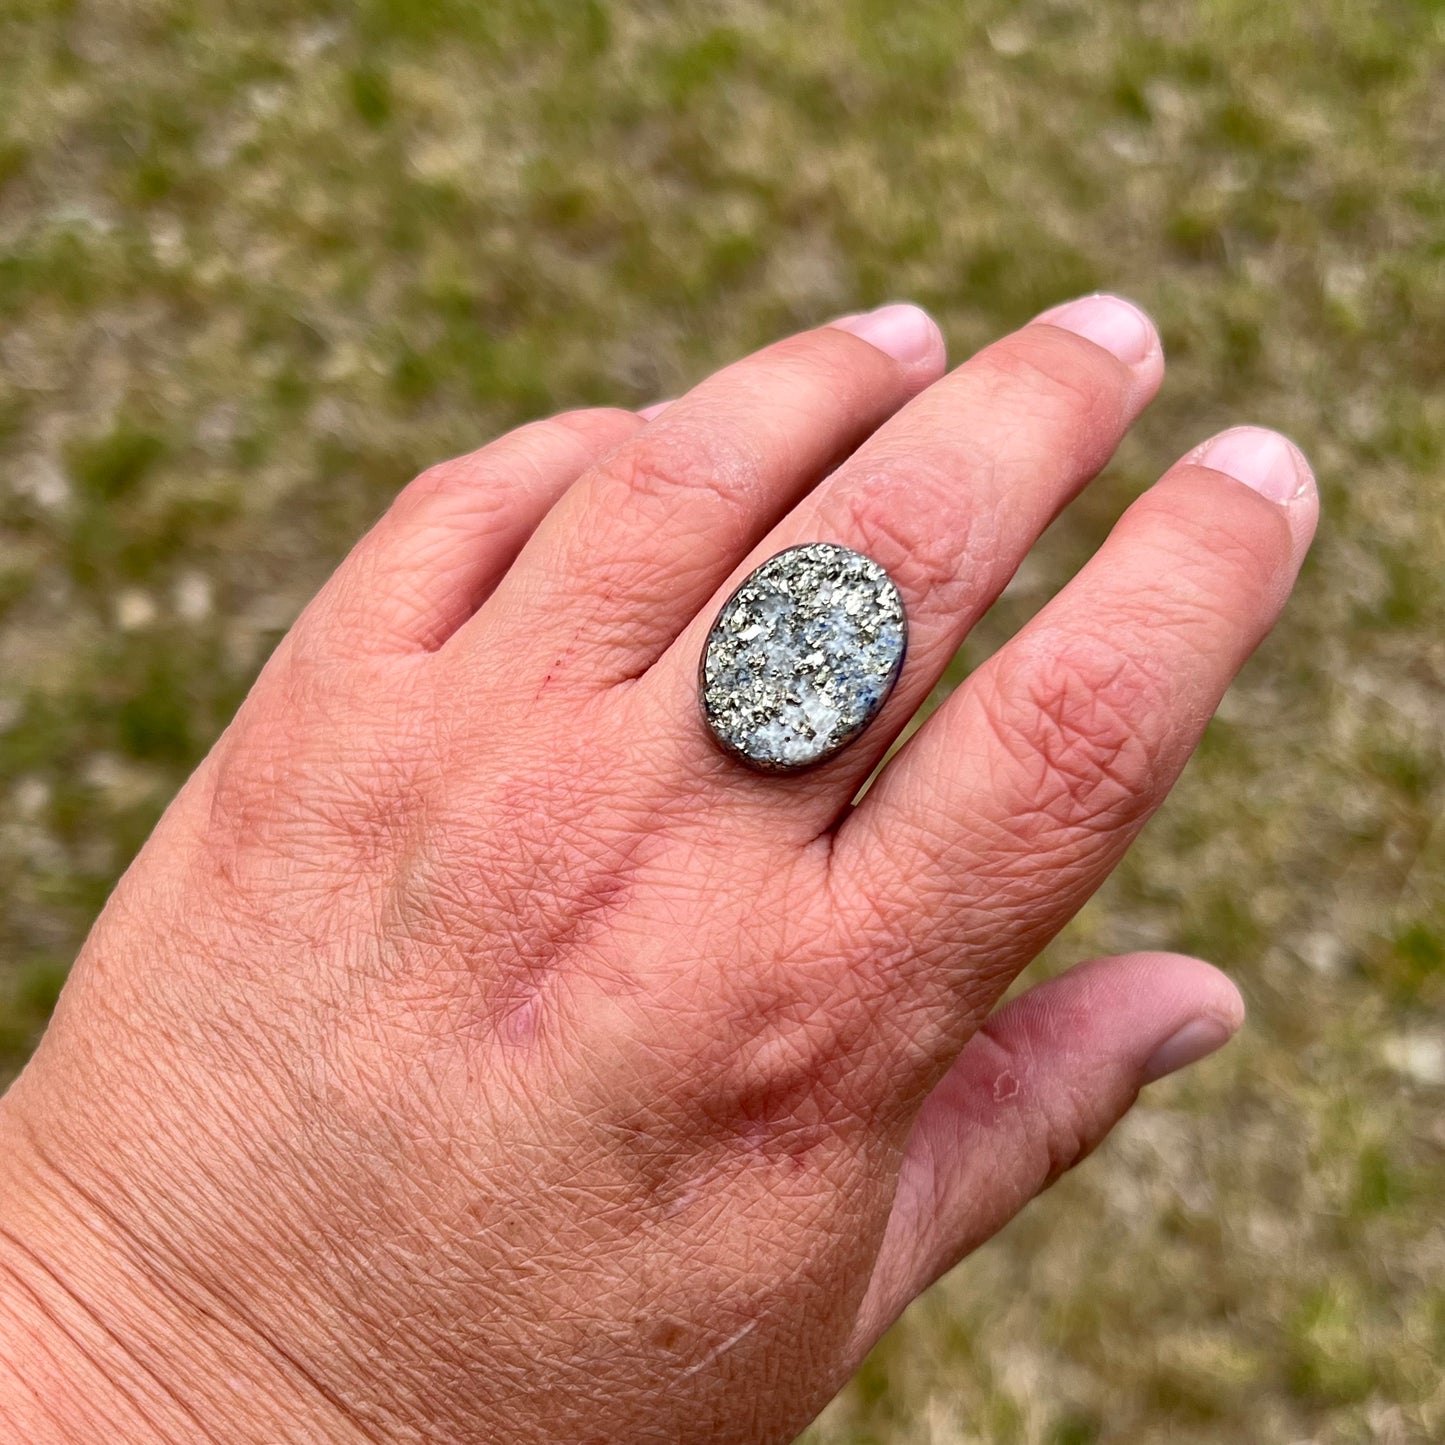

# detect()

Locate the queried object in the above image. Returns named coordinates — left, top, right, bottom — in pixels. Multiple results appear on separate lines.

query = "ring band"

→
left=698, top=542, right=907, bottom=774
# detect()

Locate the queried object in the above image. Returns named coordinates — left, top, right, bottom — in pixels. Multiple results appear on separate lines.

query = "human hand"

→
left=0, top=295, right=1316, bottom=1444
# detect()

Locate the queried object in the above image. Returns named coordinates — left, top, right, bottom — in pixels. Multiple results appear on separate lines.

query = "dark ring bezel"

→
left=696, top=542, right=909, bottom=776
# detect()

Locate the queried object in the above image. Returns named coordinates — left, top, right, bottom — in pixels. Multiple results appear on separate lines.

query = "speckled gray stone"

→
left=699, top=542, right=907, bottom=774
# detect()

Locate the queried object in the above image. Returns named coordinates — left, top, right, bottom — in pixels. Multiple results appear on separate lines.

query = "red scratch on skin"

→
left=535, top=618, right=592, bottom=697
left=536, top=579, right=622, bottom=698
left=993, top=1070, right=1020, bottom=1103
left=536, top=652, right=568, bottom=697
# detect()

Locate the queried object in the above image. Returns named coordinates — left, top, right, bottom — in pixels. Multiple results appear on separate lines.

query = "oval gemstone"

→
left=699, top=542, right=907, bottom=773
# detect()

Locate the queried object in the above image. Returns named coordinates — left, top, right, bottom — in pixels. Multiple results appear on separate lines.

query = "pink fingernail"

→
left=1190, top=426, right=1315, bottom=505
left=1141, top=1016, right=1237, bottom=1085
left=828, top=303, right=943, bottom=366
left=1032, top=293, right=1157, bottom=368
left=638, top=400, right=674, bottom=421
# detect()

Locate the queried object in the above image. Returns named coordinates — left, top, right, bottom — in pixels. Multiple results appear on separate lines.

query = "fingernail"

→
left=1190, top=425, right=1314, bottom=505
left=638, top=400, right=674, bottom=421
left=1141, top=1016, right=1237, bottom=1085
left=828, top=303, right=942, bottom=366
left=1032, top=293, right=1157, bottom=368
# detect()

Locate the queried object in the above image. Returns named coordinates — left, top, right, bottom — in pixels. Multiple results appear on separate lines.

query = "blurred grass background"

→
left=1, top=1, right=1442, bottom=1441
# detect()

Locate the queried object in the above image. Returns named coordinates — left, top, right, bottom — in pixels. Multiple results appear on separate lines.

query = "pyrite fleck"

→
left=699, top=542, right=907, bottom=774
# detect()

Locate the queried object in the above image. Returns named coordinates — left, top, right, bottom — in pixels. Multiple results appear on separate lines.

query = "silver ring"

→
left=698, top=542, right=907, bottom=775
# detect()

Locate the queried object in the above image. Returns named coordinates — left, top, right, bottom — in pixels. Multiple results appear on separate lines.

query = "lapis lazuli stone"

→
left=699, top=542, right=907, bottom=774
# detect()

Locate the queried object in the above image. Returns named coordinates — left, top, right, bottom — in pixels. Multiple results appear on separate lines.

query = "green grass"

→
left=2, top=1, right=1442, bottom=1440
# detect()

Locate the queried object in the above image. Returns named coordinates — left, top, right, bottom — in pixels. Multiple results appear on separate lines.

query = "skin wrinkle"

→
left=823, top=466, right=984, bottom=609
left=978, top=634, right=1170, bottom=838
left=981, top=326, right=1134, bottom=434
left=4, top=1129, right=381, bottom=1445
left=0, top=1303, right=81, bottom=1437
left=0, top=1228, right=207, bottom=1445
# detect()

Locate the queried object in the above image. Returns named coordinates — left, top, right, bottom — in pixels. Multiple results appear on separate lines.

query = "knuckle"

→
left=399, top=455, right=517, bottom=526
left=757, top=326, right=888, bottom=397
left=405, top=408, right=639, bottom=507
left=628, top=951, right=877, bottom=1159
left=408, top=455, right=473, bottom=500
left=826, top=465, right=974, bottom=606
left=205, top=662, right=431, bottom=868
left=724, top=971, right=862, bottom=1089
left=558, top=994, right=865, bottom=1218
left=402, top=464, right=508, bottom=530
left=980, top=631, right=1167, bottom=847
left=985, top=327, right=1122, bottom=425
left=546, top=405, right=646, bottom=448
left=597, top=427, right=764, bottom=514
